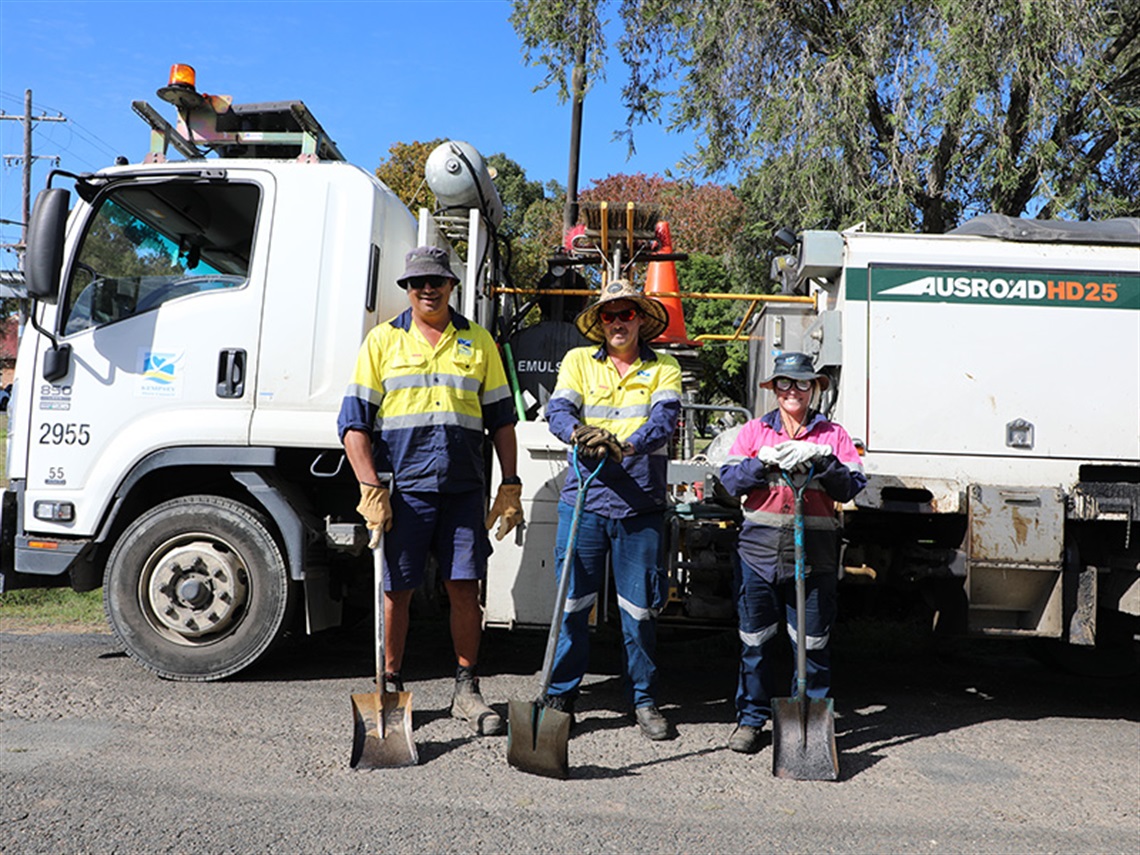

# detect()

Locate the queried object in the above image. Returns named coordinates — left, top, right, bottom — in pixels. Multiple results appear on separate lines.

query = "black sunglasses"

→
left=407, top=277, right=449, bottom=291
left=774, top=378, right=813, bottom=392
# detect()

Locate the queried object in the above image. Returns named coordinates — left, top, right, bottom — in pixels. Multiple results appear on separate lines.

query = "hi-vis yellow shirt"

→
left=546, top=343, right=682, bottom=517
left=337, top=308, right=516, bottom=493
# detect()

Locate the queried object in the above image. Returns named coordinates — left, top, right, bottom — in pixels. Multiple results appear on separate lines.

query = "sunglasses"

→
left=599, top=307, right=640, bottom=324
left=407, top=276, right=449, bottom=291
left=774, top=377, right=814, bottom=392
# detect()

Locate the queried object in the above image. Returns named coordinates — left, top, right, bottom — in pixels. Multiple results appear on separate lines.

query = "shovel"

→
left=351, top=533, right=417, bottom=769
left=771, top=464, right=839, bottom=781
left=507, top=447, right=605, bottom=779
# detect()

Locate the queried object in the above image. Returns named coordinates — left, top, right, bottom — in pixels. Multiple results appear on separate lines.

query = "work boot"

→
left=633, top=705, right=670, bottom=741
left=451, top=666, right=504, bottom=736
left=728, top=724, right=763, bottom=754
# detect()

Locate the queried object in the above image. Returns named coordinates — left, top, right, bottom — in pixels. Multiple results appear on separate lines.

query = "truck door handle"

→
left=216, top=349, right=246, bottom=398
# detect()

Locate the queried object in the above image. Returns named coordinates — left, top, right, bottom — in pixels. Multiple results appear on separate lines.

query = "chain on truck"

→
left=3, top=66, right=1138, bottom=681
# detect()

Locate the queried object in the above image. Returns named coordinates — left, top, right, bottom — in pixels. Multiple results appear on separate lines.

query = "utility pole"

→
left=1, top=89, right=66, bottom=262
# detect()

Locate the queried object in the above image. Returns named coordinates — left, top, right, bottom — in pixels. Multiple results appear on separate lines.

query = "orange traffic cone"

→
left=645, top=221, right=700, bottom=346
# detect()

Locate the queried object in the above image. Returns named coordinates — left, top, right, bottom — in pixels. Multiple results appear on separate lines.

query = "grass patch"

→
left=0, top=588, right=106, bottom=631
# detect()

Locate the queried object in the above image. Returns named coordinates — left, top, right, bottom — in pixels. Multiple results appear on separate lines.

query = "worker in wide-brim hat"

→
left=574, top=278, right=670, bottom=343
left=717, top=351, right=865, bottom=755
left=541, top=278, right=682, bottom=741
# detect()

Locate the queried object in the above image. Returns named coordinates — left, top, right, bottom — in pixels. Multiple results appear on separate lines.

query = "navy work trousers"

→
left=734, top=557, right=837, bottom=727
left=547, top=502, right=668, bottom=710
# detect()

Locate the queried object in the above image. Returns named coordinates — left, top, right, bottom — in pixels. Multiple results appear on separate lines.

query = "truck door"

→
left=23, top=174, right=272, bottom=538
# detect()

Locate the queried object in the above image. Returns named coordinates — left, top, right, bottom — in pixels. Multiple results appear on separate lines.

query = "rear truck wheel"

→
left=104, top=495, right=293, bottom=681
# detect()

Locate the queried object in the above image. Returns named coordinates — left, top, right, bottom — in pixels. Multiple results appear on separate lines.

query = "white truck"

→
left=3, top=69, right=507, bottom=680
left=742, top=221, right=1140, bottom=646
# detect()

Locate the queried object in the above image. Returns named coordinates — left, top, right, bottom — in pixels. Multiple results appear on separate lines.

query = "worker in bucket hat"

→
left=718, top=351, right=866, bottom=754
left=542, top=278, right=682, bottom=741
left=339, top=245, right=523, bottom=737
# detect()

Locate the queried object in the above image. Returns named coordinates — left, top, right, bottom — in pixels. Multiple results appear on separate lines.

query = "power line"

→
left=0, top=90, right=66, bottom=262
left=0, top=89, right=119, bottom=161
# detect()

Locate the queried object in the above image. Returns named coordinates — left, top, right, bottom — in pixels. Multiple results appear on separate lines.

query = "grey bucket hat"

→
left=574, top=278, right=670, bottom=344
left=759, top=351, right=830, bottom=390
left=396, top=245, right=459, bottom=289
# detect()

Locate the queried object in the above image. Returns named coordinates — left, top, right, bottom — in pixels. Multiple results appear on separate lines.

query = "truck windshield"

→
left=61, top=182, right=260, bottom=336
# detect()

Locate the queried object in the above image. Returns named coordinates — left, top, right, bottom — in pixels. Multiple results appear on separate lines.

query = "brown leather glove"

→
left=572, top=424, right=622, bottom=463
left=485, top=483, right=524, bottom=541
left=584, top=428, right=624, bottom=463
left=357, top=482, right=393, bottom=548
left=571, top=424, right=606, bottom=447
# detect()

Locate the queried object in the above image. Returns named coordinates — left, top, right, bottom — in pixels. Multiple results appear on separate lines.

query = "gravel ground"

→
left=1, top=617, right=1137, bottom=854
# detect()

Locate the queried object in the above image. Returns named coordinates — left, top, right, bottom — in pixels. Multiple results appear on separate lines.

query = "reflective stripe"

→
left=650, top=388, right=682, bottom=406
left=384, top=372, right=480, bottom=394
left=618, top=593, right=652, bottom=622
left=582, top=403, right=651, bottom=420
left=482, top=384, right=512, bottom=406
left=550, top=387, right=583, bottom=407
left=345, top=382, right=382, bottom=407
left=565, top=592, right=597, bottom=614
left=787, top=623, right=829, bottom=649
left=739, top=623, right=779, bottom=648
left=742, top=509, right=840, bottom=530
left=379, top=411, right=484, bottom=432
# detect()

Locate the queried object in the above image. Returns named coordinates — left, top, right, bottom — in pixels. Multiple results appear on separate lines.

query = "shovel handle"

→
left=781, top=464, right=815, bottom=704
left=537, top=447, right=606, bottom=696
left=372, top=473, right=393, bottom=737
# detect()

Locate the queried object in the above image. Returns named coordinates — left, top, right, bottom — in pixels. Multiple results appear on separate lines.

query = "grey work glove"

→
left=773, top=440, right=833, bottom=473
left=486, top=483, right=524, bottom=541
left=357, top=482, right=393, bottom=548
left=756, top=446, right=781, bottom=466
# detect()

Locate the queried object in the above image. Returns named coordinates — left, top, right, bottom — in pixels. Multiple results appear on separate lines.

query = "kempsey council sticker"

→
left=137, top=350, right=184, bottom=398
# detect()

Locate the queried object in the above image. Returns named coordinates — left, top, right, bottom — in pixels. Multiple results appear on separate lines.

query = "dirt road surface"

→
left=2, top=617, right=1137, bottom=854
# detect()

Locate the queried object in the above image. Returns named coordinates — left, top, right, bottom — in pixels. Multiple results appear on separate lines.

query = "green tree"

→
left=513, top=0, right=1140, bottom=230
left=375, top=139, right=446, bottom=211
left=485, top=154, right=564, bottom=290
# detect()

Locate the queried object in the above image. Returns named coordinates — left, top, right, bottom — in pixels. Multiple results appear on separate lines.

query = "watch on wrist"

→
left=501, top=476, right=522, bottom=486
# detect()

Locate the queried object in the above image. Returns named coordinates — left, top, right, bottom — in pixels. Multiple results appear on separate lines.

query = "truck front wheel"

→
left=104, top=495, right=293, bottom=681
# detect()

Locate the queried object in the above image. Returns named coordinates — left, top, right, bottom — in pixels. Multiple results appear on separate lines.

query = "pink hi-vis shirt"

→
left=719, top=409, right=866, bottom=582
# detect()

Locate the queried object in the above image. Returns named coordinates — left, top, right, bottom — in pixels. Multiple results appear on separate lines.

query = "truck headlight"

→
left=34, top=500, right=74, bottom=522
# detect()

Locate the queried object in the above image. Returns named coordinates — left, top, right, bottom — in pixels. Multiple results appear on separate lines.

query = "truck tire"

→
left=103, top=495, right=293, bottom=681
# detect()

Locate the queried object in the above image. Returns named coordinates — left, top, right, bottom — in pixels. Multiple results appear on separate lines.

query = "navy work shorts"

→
left=382, top=488, right=491, bottom=592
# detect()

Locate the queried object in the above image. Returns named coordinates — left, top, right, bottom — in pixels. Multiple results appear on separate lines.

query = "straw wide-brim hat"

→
left=759, top=351, right=830, bottom=391
left=574, top=279, right=670, bottom=343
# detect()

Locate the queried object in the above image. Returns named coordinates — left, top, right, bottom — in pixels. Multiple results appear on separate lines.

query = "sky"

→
left=0, top=0, right=703, bottom=268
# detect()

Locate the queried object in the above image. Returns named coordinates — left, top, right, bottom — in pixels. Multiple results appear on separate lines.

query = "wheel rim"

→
left=140, top=534, right=250, bottom=643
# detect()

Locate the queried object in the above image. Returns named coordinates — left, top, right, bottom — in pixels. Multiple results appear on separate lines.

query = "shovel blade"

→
left=351, top=690, right=418, bottom=769
left=771, top=695, right=839, bottom=781
left=506, top=699, right=571, bottom=779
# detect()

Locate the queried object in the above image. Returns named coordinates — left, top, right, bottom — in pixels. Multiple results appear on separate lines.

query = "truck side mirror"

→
left=25, top=188, right=70, bottom=305
left=42, top=344, right=72, bottom=383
